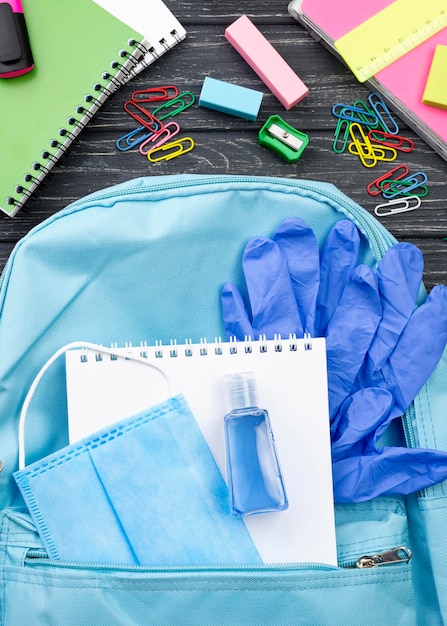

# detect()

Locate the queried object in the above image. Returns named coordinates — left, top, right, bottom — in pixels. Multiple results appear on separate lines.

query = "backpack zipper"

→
left=25, top=545, right=412, bottom=572
left=354, top=546, right=412, bottom=569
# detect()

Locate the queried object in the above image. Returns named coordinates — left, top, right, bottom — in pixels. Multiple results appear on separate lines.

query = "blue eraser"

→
left=199, top=76, right=263, bottom=121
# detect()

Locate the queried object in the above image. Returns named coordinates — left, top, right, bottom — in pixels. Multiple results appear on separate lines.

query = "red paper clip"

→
left=131, top=85, right=179, bottom=103
left=366, top=164, right=409, bottom=196
left=123, top=100, right=161, bottom=131
left=368, top=130, right=414, bottom=153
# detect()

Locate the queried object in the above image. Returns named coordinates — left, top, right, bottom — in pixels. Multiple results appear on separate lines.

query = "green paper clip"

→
left=259, top=115, right=309, bottom=163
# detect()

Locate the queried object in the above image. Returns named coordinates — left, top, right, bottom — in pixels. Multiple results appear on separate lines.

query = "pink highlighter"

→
left=0, top=0, right=34, bottom=78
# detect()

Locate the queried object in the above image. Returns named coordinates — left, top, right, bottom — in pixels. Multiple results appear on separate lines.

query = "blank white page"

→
left=65, top=337, right=336, bottom=566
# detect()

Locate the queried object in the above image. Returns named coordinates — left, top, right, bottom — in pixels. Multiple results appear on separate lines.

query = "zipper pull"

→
left=356, top=546, right=412, bottom=569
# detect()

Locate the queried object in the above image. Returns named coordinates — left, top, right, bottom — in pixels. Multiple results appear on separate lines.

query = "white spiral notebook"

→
left=65, top=336, right=337, bottom=566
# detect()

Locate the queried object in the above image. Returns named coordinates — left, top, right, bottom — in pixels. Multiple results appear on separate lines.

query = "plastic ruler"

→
left=334, top=0, right=447, bottom=82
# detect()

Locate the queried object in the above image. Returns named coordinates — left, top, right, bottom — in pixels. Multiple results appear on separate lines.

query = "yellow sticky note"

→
left=422, top=45, right=447, bottom=110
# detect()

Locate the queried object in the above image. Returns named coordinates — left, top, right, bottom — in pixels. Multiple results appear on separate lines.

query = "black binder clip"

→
left=0, top=1, right=34, bottom=78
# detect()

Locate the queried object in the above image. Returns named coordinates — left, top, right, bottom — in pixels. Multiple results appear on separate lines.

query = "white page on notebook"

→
left=65, top=338, right=336, bottom=566
left=94, top=0, right=186, bottom=56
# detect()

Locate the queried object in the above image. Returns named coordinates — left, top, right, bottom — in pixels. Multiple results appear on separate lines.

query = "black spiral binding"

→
left=78, top=335, right=313, bottom=363
left=6, top=38, right=147, bottom=212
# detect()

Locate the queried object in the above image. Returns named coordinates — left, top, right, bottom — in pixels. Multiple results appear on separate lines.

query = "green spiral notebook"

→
left=0, top=0, right=186, bottom=217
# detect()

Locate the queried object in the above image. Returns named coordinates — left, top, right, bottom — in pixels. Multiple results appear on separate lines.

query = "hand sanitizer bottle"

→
left=224, top=371, right=288, bottom=516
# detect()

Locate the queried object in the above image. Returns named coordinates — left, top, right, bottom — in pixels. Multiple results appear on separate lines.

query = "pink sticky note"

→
left=225, top=15, right=308, bottom=110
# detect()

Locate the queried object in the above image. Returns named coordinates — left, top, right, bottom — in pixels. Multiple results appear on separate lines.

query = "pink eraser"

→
left=225, top=15, right=308, bottom=110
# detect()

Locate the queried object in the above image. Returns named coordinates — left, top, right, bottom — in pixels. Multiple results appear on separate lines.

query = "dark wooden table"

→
left=1, top=0, right=446, bottom=289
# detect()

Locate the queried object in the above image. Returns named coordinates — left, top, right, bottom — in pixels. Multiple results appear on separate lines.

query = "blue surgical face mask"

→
left=14, top=343, right=261, bottom=566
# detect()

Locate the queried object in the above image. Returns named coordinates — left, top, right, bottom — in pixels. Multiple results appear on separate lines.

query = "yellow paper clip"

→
left=147, top=137, right=195, bottom=162
left=347, top=123, right=377, bottom=166
left=348, top=122, right=397, bottom=167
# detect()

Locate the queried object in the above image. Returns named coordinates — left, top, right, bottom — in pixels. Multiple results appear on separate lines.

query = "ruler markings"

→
left=334, top=0, right=447, bottom=82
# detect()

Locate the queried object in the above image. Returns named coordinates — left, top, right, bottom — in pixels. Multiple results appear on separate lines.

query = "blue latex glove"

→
left=331, top=385, right=447, bottom=502
left=315, top=219, right=360, bottom=336
left=221, top=237, right=303, bottom=340
left=222, top=218, right=382, bottom=420
left=354, top=245, right=447, bottom=419
left=221, top=217, right=447, bottom=502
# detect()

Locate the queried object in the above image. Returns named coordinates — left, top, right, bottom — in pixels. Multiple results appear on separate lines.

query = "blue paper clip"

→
left=368, top=93, right=399, bottom=135
left=147, top=137, right=195, bottom=162
left=381, top=171, right=428, bottom=199
left=152, top=92, right=196, bottom=121
left=331, top=103, right=379, bottom=126
left=352, top=99, right=380, bottom=128
left=116, top=125, right=159, bottom=151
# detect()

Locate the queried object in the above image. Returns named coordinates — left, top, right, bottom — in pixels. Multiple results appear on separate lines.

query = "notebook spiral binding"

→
left=78, top=333, right=313, bottom=363
left=6, top=38, right=149, bottom=212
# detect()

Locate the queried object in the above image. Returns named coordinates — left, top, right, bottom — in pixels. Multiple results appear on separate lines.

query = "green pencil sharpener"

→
left=258, top=115, right=309, bottom=163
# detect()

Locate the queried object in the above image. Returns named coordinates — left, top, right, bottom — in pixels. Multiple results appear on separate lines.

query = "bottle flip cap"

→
left=225, top=371, right=259, bottom=409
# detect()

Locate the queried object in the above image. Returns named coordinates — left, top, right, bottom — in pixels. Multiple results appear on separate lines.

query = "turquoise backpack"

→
left=1, top=174, right=446, bottom=625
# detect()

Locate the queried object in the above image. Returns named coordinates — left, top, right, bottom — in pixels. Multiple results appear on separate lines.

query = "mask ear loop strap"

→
left=18, top=341, right=173, bottom=471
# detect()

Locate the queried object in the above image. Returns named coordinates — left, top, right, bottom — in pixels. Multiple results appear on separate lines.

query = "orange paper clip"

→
left=131, top=85, right=179, bottom=103
left=368, top=130, right=414, bottom=152
left=366, top=164, right=410, bottom=196
left=140, top=121, right=180, bottom=155
left=147, top=137, right=195, bottom=162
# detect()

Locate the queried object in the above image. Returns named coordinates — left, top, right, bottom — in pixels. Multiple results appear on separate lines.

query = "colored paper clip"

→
left=147, top=137, right=195, bottom=162
left=368, top=93, right=399, bottom=134
left=380, top=179, right=429, bottom=198
left=140, top=121, right=180, bottom=156
left=374, top=196, right=422, bottom=217
left=331, top=103, right=379, bottom=126
left=131, top=85, right=179, bottom=103
left=152, top=91, right=196, bottom=121
left=352, top=99, right=380, bottom=128
left=123, top=100, right=161, bottom=131
left=368, top=129, right=414, bottom=152
left=381, top=171, right=428, bottom=199
left=116, top=125, right=160, bottom=151
left=366, top=164, right=409, bottom=196
left=348, top=123, right=397, bottom=167
left=258, top=115, right=309, bottom=163
left=333, top=118, right=350, bottom=154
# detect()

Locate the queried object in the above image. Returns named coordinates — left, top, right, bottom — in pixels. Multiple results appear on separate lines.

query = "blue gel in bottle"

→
left=224, top=372, right=288, bottom=517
